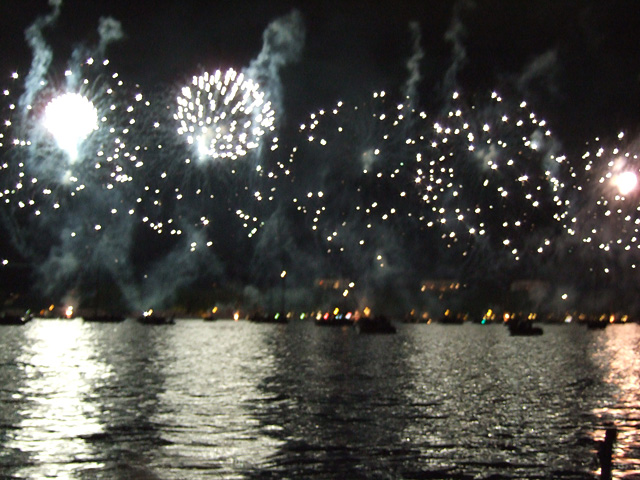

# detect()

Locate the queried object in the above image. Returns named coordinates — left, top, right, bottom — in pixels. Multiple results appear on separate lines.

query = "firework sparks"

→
left=613, top=171, right=638, bottom=196
left=287, top=90, right=425, bottom=281
left=0, top=57, right=148, bottom=220
left=567, top=132, right=640, bottom=278
left=42, top=92, right=98, bottom=161
left=2, top=3, right=639, bottom=315
left=130, top=68, right=281, bottom=245
left=0, top=53, right=155, bottom=296
left=174, top=68, right=276, bottom=162
left=414, top=90, right=570, bottom=264
left=284, top=87, right=577, bottom=288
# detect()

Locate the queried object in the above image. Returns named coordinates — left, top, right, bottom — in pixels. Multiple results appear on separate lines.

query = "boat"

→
left=315, top=312, right=354, bottom=327
left=401, top=313, right=430, bottom=324
left=353, top=315, right=397, bottom=334
left=249, top=312, right=288, bottom=324
left=0, top=311, right=33, bottom=325
left=202, top=307, right=220, bottom=321
left=137, top=311, right=175, bottom=325
left=585, top=318, right=608, bottom=329
left=506, top=317, right=543, bottom=336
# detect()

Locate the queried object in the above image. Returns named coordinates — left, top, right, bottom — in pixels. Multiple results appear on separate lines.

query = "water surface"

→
left=1, top=319, right=639, bottom=479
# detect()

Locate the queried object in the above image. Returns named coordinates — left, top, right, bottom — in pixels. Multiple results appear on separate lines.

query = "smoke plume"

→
left=246, top=9, right=305, bottom=114
left=20, top=0, right=62, bottom=110
left=402, top=22, right=424, bottom=108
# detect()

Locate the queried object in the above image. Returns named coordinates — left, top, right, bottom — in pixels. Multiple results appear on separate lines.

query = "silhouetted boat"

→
left=586, top=319, right=608, bottom=329
left=0, top=311, right=33, bottom=325
left=402, top=314, right=430, bottom=324
left=353, top=316, right=396, bottom=334
left=249, top=312, right=287, bottom=324
left=506, top=318, right=543, bottom=336
left=137, top=313, right=175, bottom=325
left=315, top=312, right=353, bottom=326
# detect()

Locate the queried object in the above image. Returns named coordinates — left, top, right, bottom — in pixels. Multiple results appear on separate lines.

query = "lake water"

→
left=1, top=319, right=639, bottom=479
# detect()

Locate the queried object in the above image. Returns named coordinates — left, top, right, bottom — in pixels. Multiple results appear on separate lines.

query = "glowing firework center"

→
left=614, top=171, right=638, bottom=196
left=43, top=92, right=98, bottom=162
left=175, top=68, right=275, bottom=162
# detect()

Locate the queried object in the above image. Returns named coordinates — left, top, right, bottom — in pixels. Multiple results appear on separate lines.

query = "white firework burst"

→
left=174, top=68, right=276, bottom=162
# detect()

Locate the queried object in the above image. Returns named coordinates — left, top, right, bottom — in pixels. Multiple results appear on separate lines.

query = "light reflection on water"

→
left=0, top=319, right=638, bottom=479
left=590, top=323, right=640, bottom=478
left=3, top=319, right=108, bottom=478
left=149, top=320, right=286, bottom=479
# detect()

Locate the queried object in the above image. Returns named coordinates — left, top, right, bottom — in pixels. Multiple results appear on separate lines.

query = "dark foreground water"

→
left=1, top=319, right=639, bottom=479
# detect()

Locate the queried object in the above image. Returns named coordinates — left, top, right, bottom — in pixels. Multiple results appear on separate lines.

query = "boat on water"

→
left=585, top=318, right=608, bottom=329
left=137, top=311, right=175, bottom=325
left=353, top=315, right=397, bottom=334
left=0, top=311, right=33, bottom=325
left=249, top=312, right=288, bottom=324
left=315, top=312, right=354, bottom=327
left=505, top=317, right=543, bottom=336
left=202, top=306, right=221, bottom=321
left=402, top=313, right=430, bottom=324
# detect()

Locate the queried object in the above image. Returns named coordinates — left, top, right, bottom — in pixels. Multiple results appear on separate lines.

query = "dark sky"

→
left=2, top=0, right=639, bottom=151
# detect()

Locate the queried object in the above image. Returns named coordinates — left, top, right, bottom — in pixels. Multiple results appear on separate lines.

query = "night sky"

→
left=3, top=1, right=639, bottom=144
left=1, top=1, right=640, bottom=316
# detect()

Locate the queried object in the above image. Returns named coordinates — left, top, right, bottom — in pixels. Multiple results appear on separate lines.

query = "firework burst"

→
left=413, top=90, right=571, bottom=271
left=567, top=132, right=640, bottom=279
left=0, top=55, right=153, bottom=283
left=42, top=92, right=98, bottom=161
left=133, top=67, right=282, bottom=243
left=289, top=90, right=426, bottom=280
left=174, top=68, right=277, bottom=162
